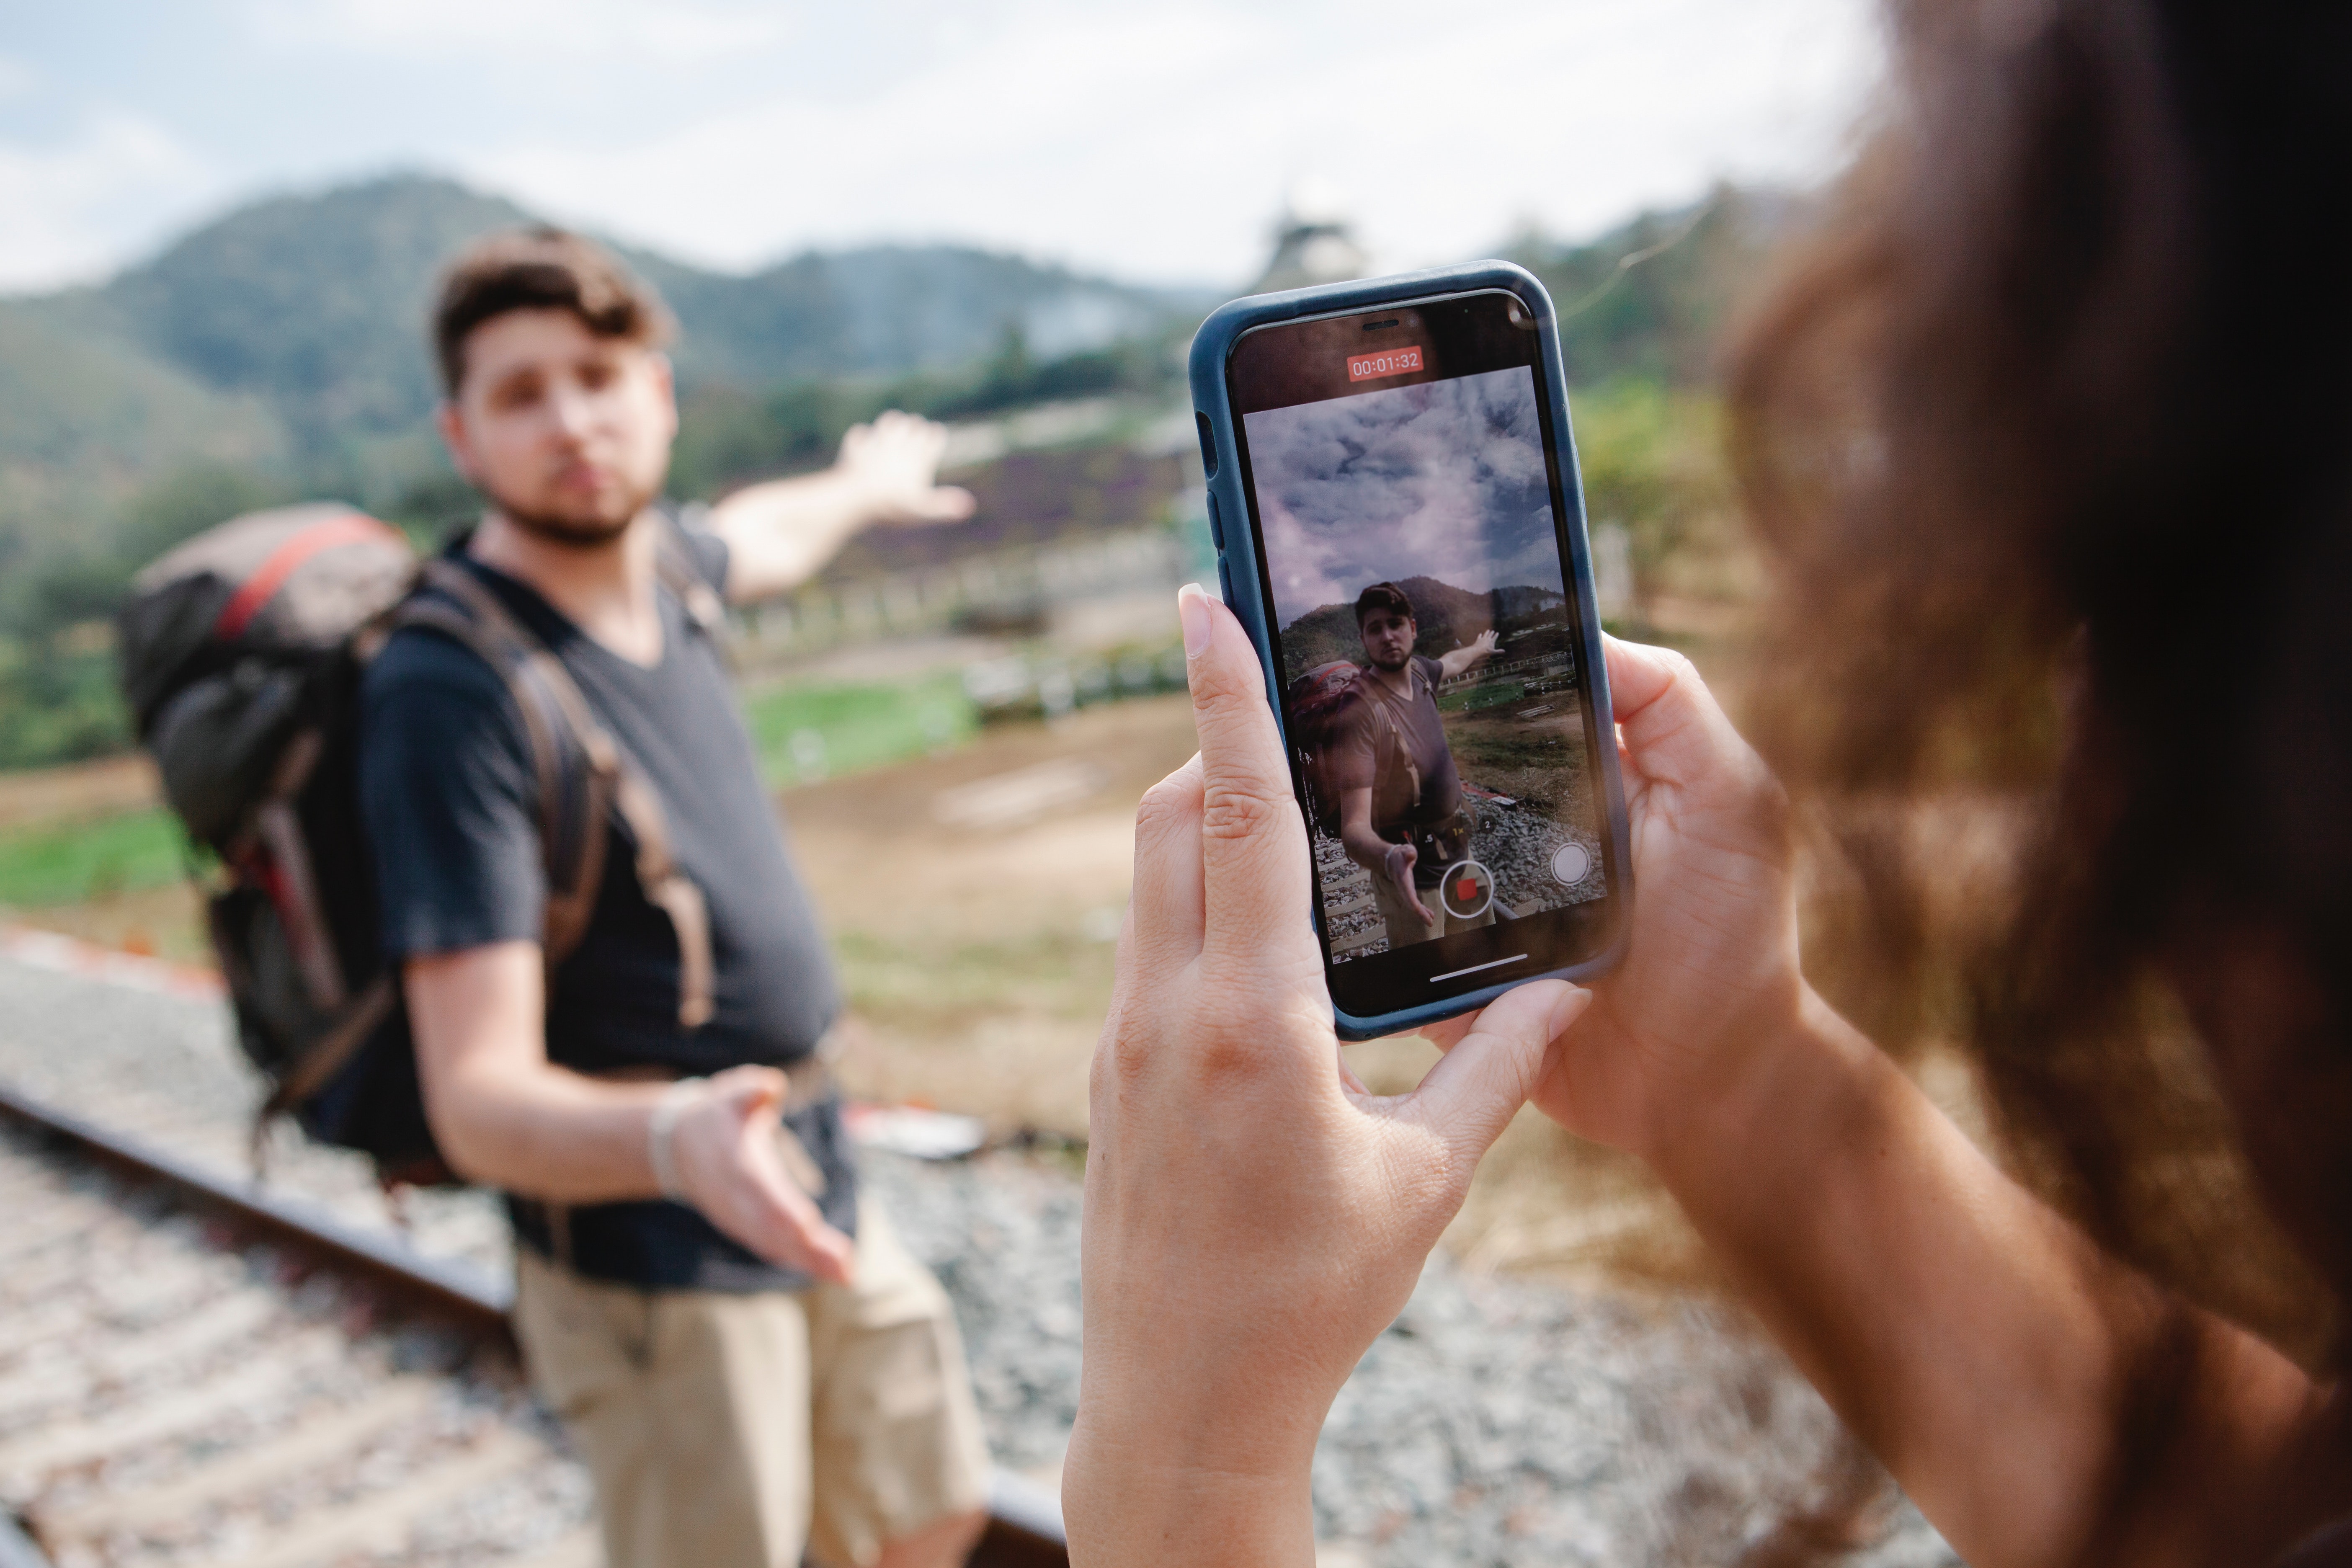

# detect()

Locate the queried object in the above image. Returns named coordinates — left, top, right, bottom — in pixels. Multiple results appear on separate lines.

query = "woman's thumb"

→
left=1403, top=983, right=1590, bottom=1161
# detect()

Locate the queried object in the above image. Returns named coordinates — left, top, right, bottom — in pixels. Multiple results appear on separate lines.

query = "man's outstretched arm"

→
left=1435, top=629, right=1500, bottom=680
left=709, top=410, right=974, bottom=603
left=403, top=941, right=853, bottom=1283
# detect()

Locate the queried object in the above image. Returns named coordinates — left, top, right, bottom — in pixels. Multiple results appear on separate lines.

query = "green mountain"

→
left=0, top=172, right=1785, bottom=769
left=0, top=173, right=1200, bottom=562
left=0, top=173, right=1212, bottom=769
left=1277, top=576, right=1572, bottom=685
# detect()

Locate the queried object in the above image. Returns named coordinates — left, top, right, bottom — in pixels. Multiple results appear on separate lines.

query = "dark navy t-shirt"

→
left=1329, top=655, right=1464, bottom=844
left=358, top=525, right=852, bottom=1291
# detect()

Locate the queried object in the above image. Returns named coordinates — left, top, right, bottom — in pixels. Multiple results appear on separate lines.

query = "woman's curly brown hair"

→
left=1730, top=0, right=2352, bottom=1364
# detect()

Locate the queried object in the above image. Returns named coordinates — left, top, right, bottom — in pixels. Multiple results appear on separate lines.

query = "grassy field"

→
left=741, top=670, right=978, bottom=785
left=1445, top=707, right=1595, bottom=820
left=0, top=805, right=186, bottom=908
left=0, top=670, right=985, bottom=910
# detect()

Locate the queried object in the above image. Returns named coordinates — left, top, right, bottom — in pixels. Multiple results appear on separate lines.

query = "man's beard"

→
left=480, top=475, right=655, bottom=550
left=1363, top=643, right=1413, bottom=672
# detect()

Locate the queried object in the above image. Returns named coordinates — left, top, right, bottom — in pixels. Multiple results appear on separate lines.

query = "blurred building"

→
left=1249, top=178, right=1370, bottom=295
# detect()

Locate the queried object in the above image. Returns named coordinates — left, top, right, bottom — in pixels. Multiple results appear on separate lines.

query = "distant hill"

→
left=0, top=171, right=1796, bottom=571
left=0, top=173, right=1203, bottom=567
left=1277, top=575, right=1569, bottom=684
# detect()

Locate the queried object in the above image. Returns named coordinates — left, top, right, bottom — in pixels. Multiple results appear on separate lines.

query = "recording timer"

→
left=1346, top=344, right=1424, bottom=383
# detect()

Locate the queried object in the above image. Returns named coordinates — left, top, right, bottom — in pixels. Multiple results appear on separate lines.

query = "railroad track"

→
left=0, top=1084, right=1067, bottom=1568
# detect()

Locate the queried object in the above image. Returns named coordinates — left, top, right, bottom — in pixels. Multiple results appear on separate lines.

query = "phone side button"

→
left=1217, top=556, right=1237, bottom=606
left=1205, top=490, right=1226, bottom=549
left=1195, top=410, right=1220, bottom=478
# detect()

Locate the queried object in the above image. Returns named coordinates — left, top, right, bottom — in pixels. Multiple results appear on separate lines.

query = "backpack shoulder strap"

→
left=650, top=508, right=729, bottom=643
left=390, top=560, right=714, bottom=1027
left=1353, top=670, right=1420, bottom=818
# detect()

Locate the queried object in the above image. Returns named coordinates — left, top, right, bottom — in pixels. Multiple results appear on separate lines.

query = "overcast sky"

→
left=1249, top=367, right=1564, bottom=631
left=0, top=0, right=1881, bottom=295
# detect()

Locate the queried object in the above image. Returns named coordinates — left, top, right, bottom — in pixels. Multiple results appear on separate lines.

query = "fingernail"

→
left=1546, top=983, right=1592, bottom=1039
left=1179, top=584, right=1212, bottom=658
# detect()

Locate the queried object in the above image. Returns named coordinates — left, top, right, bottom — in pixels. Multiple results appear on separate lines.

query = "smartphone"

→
left=1189, top=261, right=1632, bottom=1040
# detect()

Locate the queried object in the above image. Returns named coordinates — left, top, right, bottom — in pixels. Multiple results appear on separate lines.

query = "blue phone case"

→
left=1186, top=260, right=1634, bottom=1040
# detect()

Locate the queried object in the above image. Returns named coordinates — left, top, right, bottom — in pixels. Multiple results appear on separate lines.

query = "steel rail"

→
left=0, top=1082, right=1068, bottom=1568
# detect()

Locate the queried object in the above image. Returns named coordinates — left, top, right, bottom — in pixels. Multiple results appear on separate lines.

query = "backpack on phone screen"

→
left=1285, top=660, right=1418, bottom=840
left=117, top=503, right=716, bottom=1186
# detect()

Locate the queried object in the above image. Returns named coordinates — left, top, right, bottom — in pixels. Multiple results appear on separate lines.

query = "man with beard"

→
left=360, top=229, right=989, bottom=1568
left=1332, top=580, right=1501, bottom=946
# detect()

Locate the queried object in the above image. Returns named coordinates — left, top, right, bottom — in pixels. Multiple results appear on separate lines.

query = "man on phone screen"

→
left=362, top=228, right=989, bottom=1568
left=1331, top=580, right=1501, bottom=946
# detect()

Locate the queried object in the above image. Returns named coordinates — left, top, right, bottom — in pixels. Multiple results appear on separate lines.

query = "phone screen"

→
left=1224, top=290, right=1621, bottom=1017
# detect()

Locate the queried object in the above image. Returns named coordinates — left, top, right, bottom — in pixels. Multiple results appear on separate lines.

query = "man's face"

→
left=436, top=308, right=676, bottom=547
left=1359, top=607, right=1416, bottom=671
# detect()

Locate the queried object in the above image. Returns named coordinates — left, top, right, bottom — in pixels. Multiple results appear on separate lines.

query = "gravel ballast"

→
left=0, top=944, right=1959, bottom=1565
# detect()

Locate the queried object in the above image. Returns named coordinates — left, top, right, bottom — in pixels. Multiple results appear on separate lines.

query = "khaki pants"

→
left=512, top=1201, right=991, bottom=1568
left=1372, top=868, right=1498, bottom=949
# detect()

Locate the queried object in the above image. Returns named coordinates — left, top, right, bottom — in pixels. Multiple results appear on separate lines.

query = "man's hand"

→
left=405, top=944, right=854, bottom=1285
left=709, top=409, right=976, bottom=603
left=1437, top=629, right=1502, bottom=681
left=833, top=410, right=977, bottom=526
left=1382, top=841, right=1433, bottom=924
left=665, top=1066, right=855, bottom=1285
left=1338, top=786, right=1432, bottom=923
left=1065, top=584, right=1588, bottom=1565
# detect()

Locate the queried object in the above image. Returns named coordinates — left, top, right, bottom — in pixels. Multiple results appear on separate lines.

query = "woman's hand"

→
left=1065, top=587, right=1588, bottom=1566
left=1542, top=637, right=1805, bottom=1158
left=1420, top=636, right=1803, bottom=1161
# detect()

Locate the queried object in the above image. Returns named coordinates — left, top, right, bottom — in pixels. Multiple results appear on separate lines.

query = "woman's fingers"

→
left=1412, top=1012, right=1478, bottom=1054
left=1127, top=753, right=1208, bottom=963
left=1402, top=981, right=1589, bottom=1164
left=1177, top=587, right=1316, bottom=967
left=1601, top=634, right=1751, bottom=790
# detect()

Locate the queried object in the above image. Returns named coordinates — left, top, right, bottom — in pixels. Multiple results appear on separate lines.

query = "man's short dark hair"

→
left=431, top=227, right=675, bottom=397
left=1354, top=581, right=1416, bottom=627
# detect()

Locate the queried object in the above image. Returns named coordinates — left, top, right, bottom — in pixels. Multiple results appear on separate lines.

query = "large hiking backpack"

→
left=1285, top=660, right=1416, bottom=838
left=117, top=503, right=718, bottom=1185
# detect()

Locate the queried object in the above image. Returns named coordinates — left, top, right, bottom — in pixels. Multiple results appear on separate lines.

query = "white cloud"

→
left=463, top=0, right=1879, bottom=285
left=0, top=0, right=1880, bottom=289
left=474, top=6, right=1251, bottom=271
left=1247, top=368, right=1565, bottom=630
left=237, top=0, right=798, bottom=62
left=0, top=111, right=223, bottom=292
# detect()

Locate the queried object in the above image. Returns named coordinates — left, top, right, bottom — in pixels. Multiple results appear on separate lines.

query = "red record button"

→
left=1348, top=344, right=1426, bottom=382
left=1439, top=859, right=1495, bottom=920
